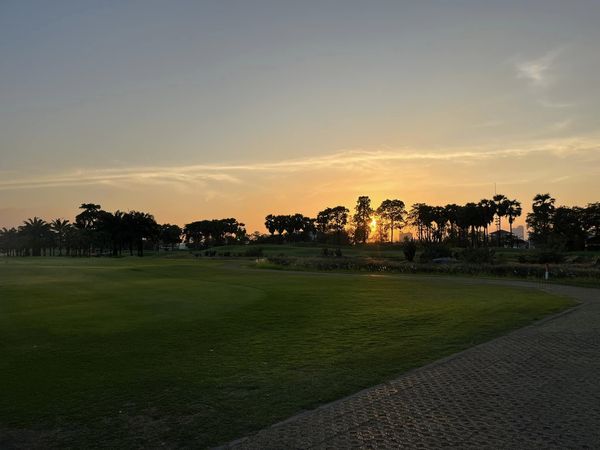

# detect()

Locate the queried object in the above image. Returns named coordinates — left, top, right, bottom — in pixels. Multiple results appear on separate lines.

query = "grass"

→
left=0, top=257, right=574, bottom=448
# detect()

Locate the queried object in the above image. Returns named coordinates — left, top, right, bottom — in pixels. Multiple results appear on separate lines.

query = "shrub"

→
left=519, top=250, right=565, bottom=264
left=536, top=250, right=565, bottom=264
left=244, top=247, right=264, bottom=257
left=263, top=255, right=600, bottom=281
left=402, top=238, right=417, bottom=262
left=459, top=248, right=495, bottom=264
left=419, top=244, right=452, bottom=262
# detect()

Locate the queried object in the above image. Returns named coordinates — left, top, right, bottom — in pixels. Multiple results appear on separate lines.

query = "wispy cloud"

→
left=0, top=170, right=240, bottom=190
left=474, top=120, right=503, bottom=129
left=515, top=48, right=561, bottom=87
left=538, top=98, right=575, bottom=109
left=1, top=140, right=597, bottom=191
left=551, top=118, right=573, bottom=131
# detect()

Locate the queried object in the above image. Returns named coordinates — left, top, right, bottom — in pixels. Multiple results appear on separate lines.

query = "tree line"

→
left=0, top=203, right=246, bottom=257
left=1, top=194, right=599, bottom=256
left=262, top=194, right=600, bottom=251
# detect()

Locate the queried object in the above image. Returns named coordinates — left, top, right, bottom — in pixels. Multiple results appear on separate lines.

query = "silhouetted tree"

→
left=444, top=204, right=461, bottom=243
left=492, top=194, right=509, bottom=246
left=316, top=206, right=349, bottom=244
left=264, top=214, right=277, bottom=235
left=459, top=202, right=480, bottom=247
left=431, top=206, right=448, bottom=243
left=477, top=199, right=496, bottom=246
left=505, top=199, right=522, bottom=246
left=185, top=218, right=245, bottom=248
left=377, top=199, right=406, bottom=243
left=96, top=210, right=125, bottom=256
left=0, top=227, right=21, bottom=256
left=125, top=211, right=158, bottom=256
left=353, top=196, right=373, bottom=244
left=160, top=224, right=183, bottom=250
left=75, top=203, right=102, bottom=255
left=551, top=206, right=586, bottom=251
left=527, top=193, right=556, bottom=247
left=19, top=217, right=51, bottom=256
left=408, top=203, right=431, bottom=242
left=51, top=218, right=71, bottom=256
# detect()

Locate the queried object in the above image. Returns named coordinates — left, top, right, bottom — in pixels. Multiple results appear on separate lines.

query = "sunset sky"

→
left=1, top=0, right=599, bottom=232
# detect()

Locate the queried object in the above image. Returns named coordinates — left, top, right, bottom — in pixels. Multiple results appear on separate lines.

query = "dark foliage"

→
left=402, top=238, right=417, bottom=262
left=518, top=250, right=565, bottom=264
left=266, top=256, right=600, bottom=281
left=244, top=247, right=264, bottom=257
left=458, top=248, right=496, bottom=264
left=419, top=244, right=452, bottom=262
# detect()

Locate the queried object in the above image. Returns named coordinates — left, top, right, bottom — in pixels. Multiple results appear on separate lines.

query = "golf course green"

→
left=0, top=257, right=573, bottom=448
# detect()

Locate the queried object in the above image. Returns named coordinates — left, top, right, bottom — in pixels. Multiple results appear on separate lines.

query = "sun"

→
left=370, top=218, right=378, bottom=232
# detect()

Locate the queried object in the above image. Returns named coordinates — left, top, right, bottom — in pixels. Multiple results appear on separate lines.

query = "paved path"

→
left=223, top=281, right=600, bottom=449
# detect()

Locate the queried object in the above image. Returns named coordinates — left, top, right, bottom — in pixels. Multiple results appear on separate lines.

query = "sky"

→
left=1, top=0, right=599, bottom=232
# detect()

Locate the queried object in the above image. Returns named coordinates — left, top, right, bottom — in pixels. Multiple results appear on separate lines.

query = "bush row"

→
left=265, top=256, right=600, bottom=280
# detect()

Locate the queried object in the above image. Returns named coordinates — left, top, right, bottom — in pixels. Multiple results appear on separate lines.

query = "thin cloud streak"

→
left=539, top=98, right=575, bottom=109
left=515, top=48, right=561, bottom=87
left=1, top=140, right=598, bottom=191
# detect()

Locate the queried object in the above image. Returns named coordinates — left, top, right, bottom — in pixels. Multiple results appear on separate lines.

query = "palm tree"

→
left=477, top=199, right=496, bottom=246
left=492, top=194, right=509, bottom=246
left=19, top=217, right=51, bottom=256
left=461, top=203, right=481, bottom=247
left=505, top=199, right=522, bottom=246
left=51, top=219, right=71, bottom=256
left=526, top=193, right=556, bottom=246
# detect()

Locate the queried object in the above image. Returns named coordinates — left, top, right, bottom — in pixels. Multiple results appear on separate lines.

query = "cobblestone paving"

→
left=223, top=281, right=600, bottom=449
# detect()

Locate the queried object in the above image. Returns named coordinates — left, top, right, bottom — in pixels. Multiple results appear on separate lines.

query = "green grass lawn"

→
left=0, top=257, right=574, bottom=448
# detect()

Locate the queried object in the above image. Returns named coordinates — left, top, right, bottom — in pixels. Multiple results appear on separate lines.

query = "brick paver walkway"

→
left=223, top=281, right=600, bottom=449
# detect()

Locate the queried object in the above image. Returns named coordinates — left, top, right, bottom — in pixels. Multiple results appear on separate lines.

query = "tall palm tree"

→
left=460, top=202, right=482, bottom=247
left=51, top=219, right=71, bottom=256
left=492, top=194, right=509, bottom=246
left=477, top=199, right=496, bottom=247
left=505, top=199, right=522, bottom=246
